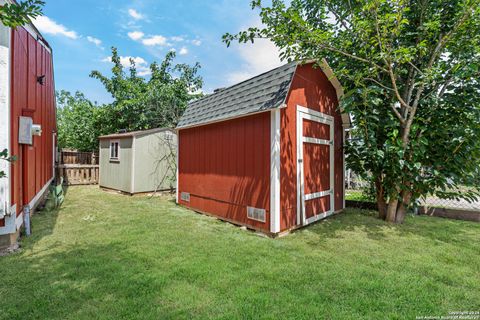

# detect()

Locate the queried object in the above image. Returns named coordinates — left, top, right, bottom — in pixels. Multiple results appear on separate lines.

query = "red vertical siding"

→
left=280, top=63, right=344, bottom=231
left=8, top=27, right=56, bottom=219
left=178, top=112, right=271, bottom=232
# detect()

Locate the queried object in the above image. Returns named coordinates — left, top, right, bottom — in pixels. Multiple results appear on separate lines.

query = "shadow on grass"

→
left=0, top=241, right=219, bottom=319
left=298, top=208, right=479, bottom=249
left=21, top=185, right=71, bottom=250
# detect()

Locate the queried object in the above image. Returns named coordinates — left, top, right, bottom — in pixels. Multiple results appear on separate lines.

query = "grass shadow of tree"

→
left=296, top=208, right=480, bottom=251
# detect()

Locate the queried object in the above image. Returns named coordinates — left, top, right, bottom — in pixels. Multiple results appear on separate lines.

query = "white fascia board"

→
left=131, top=136, right=136, bottom=194
left=270, top=109, right=281, bottom=233
left=177, top=104, right=288, bottom=131
left=317, top=59, right=352, bottom=129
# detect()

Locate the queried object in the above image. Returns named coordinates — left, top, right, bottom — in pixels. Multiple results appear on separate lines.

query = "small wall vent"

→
left=180, top=192, right=190, bottom=202
left=247, top=206, right=266, bottom=223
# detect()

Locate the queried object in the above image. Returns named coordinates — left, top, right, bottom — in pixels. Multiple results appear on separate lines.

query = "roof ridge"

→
left=190, top=61, right=297, bottom=106
left=177, top=61, right=299, bottom=129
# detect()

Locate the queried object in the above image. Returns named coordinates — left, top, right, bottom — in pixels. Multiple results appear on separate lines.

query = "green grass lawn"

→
left=1, top=186, right=479, bottom=319
left=345, top=189, right=373, bottom=202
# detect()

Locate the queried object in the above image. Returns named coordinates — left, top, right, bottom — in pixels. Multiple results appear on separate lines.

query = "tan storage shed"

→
left=98, top=128, right=176, bottom=194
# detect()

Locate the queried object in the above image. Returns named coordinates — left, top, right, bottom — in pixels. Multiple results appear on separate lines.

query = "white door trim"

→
left=296, top=105, right=335, bottom=226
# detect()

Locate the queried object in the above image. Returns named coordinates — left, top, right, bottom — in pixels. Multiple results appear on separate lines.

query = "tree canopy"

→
left=56, top=91, right=101, bottom=152
left=57, top=47, right=203, bottom=151
left=224, top=0, right=480, bottom=223
left=89, top=47, right=202, bottom=133
left=0, top=0, right=43, bottom=27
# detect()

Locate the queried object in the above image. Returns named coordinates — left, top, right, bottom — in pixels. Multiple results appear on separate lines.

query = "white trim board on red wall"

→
left=270, top=109, right=281, bottom=233
left=0, top=20, right=11, bottom=220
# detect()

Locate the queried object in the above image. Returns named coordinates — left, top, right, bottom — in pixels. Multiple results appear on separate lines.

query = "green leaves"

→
left=0, top=0, right=44, bottom=27
left=224, top=0, right=480, bottom=212
left=56, top=91, right=100, bottom=152
left=0, top=149, right=16, bottom=179
left=57, top=47, right=204, bottom=151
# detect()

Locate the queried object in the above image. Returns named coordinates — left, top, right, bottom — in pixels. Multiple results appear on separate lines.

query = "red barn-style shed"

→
left=0, top=14, right=57, bottom=246
left=176, top=60, right=351, bottom=235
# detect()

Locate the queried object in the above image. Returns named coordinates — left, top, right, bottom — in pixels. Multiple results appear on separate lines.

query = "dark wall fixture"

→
left=37, top=75, right=45, bottom=85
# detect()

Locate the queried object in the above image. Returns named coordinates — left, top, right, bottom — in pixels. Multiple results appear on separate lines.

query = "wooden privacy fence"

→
left=60, top=150, right=98, bottom=165
left=57, top=150, right=99, bottom=185
left=57, top=164, right=99, bottom=185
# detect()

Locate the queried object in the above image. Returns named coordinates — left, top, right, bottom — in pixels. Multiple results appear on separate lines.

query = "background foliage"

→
left=56, top=91, right=101, bottom=152
left=224, top=0, right=480, bottom=222
left=57, top=47, right=203, bottom=151
left=0, top=0, right=43, bottom=27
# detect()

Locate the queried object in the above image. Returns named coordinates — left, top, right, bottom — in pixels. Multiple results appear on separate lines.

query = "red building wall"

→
left=3, top=26, right=56, bottom=225
left=177, top=63, right=345, bottom=234
left=177, top=112, right=271, bottom=232
left=279, top=63, right=344, bottom=231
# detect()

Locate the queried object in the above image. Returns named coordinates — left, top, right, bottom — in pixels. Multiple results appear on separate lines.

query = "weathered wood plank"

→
left=57, top=164, right=100, bottom=185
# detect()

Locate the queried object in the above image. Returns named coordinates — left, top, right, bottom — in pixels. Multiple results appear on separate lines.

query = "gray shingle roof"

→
left=177, top=62, right=298, bottom=129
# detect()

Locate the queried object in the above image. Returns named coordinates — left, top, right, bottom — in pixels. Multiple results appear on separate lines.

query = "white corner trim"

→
left=130, top=137, right=136, bottom=193
left=0, top=22, right=11, bottom=223
left=175, top=129, right=179, bottom=204
left=342, top=128, right=346, bottom=209
left=330, top=115, right=335, bottom=214
left=270, top=109, right=281, bottom=233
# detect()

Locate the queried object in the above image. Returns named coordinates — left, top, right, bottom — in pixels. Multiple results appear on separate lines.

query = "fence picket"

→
left=57, top=150, right=100, bottom=185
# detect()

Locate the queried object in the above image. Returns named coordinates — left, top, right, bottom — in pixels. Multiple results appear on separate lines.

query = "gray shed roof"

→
left=177, top=62, right=298, bottom=129
left=98, top=127, right=174, bottom=140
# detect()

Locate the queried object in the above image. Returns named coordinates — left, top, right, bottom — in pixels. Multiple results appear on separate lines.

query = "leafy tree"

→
left=56, top=90, right=102, bottom=152
left=0, top=149, right=16, bottom=178
left=0, top=0, right=44, bottom=27
left=90, top=47, right=203, bottom=133
left=56, top=49, right=202, bottom=152
left=224, top=0, right=480, bottom=223
left=1, top=0, right=44, bottom=178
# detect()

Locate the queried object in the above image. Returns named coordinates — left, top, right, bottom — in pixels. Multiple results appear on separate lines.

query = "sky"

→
left=32, top=0, right=283, bottom=105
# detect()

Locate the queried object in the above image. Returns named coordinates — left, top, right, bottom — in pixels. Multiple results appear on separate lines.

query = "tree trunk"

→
left=377, top=197, right=387, bottom=220
left=395, top=191, right=412, bottom=223
left=385, top=199, right=399, bottom=223
left=376, top=181, right=387, bottom=220
left=395, top=203, right=407, bottom=224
